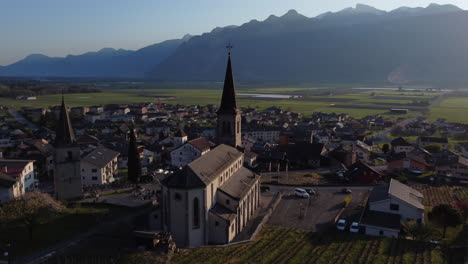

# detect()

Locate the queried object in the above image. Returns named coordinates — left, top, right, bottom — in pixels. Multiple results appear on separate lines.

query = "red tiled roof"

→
left=189, top=137, right=211, bottom=152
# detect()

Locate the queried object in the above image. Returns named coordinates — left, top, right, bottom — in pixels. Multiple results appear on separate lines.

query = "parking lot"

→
left=267, top=186, right=371, bottom=232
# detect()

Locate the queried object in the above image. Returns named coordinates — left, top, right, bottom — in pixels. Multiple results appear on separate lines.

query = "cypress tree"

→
left=127, top=129, right=141, bottom=183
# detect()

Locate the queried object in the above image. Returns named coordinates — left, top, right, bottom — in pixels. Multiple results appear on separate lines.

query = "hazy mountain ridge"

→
left=1, top=3, right=467, bottom=83
left=150, top=4, right=468, bottom=83
left=0, top=36, right=191, bottom=78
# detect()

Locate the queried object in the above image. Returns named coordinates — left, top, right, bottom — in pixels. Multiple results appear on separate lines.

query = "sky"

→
left=1, top=0, right=467, bottom=66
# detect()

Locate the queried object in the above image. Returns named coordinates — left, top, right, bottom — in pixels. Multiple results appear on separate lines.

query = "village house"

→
left=417, top=136, right=449, bottom=150
left=391, top=137, right=415, bottom=154
left=344, top=161, right=382, bottom=184
left=170, top=137, right=212, bottom=167
left=361, top=179, right=424, bottom=238
left=435, top=155, right=468, bottom=184
left=0, top=159, right=36, bottom=193
left=0, top=172, right=22, bottom=202
left=81, top=146, right=120, bottom=186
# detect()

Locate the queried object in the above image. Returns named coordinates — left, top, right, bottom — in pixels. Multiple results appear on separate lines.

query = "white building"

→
left=361, top=179, right=424, bottom=238
left=0, top=173, right=22, bottom=202
left=245, top=130, right=280, bottom=143
left=170, top=137, right=212, bottom=167
left=81, top=147, right=120, bottom=186
left=0, top=159, right=35, bottom=202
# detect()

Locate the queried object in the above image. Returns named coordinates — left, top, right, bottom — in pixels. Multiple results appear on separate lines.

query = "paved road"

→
left=7, top=107, right=39, bottom=130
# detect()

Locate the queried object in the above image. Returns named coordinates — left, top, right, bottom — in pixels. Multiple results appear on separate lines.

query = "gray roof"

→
left=82, top=146, right=120, bottom=168
left=368, top=179, right=424, bottom=210
left=361, top=210, right=401, bottom=230
left=368, top=184, right=390, bottom=203
left=210, top=204, right=237, bottom=222
left=188, top=144, right=242, bottom=185
left=161, top=166, right=205, bottom=189
left=388, top=179, right=424, bottom=209
left=162, top=144, right=243, bottom=189
left=218, top=167, right=259, bottom=200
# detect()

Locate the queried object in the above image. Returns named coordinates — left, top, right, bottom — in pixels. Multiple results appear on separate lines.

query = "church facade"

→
left=161, top=52, right=261, bottom=247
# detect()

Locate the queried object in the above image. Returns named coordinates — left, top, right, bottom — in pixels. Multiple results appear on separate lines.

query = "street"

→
left=7, top=107, right=39, bottom=130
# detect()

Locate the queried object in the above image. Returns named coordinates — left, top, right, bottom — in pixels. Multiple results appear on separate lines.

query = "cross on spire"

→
left=226, top=42, right=233, bottom=56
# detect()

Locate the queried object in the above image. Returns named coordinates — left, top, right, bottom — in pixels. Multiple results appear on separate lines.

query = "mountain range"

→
left=1, top=3, right=468, bottom=84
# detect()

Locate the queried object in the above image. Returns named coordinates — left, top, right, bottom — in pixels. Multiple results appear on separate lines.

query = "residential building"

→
left=361, top=179, right=424, bottom=238
left=391, top=137, right=414, bottom=154
left=0, top=172, right=21, bottom=202
left=0, top=159, right=35, bottom=192
left=170, top=137, right=212, bottom=167
left=344, top=161, right=382, bottom=184
left=417, top=136, right=449, bottom=150
left=81, top=146, right=120, bottom=186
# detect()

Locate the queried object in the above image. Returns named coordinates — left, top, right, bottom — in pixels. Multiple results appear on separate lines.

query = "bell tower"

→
left=217, top=44, right=242, bottom=148
left=53, top=96, right=83, bottom=200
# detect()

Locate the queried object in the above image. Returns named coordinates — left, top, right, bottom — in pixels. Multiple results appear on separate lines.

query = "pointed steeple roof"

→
left=174, top=128, right=187, bottom=138
left=55, top=96, right=75, bottom=147
left=217, top=54, right=238, bottom=115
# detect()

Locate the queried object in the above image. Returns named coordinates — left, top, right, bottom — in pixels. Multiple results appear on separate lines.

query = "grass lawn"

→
left=0, top=203, right=132, bottom=260
left=427, top=97, right=468, bottom=123
left=168, top=226, right=454, bottom=264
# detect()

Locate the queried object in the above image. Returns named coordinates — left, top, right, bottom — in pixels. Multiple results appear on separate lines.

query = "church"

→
left=161, top=51, right=261, bottom=247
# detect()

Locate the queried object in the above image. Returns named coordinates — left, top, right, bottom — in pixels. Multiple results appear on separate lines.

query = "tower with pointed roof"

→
left=216, top=50, right=242, bottom=148
left=53, top=96, right=83, bottom=200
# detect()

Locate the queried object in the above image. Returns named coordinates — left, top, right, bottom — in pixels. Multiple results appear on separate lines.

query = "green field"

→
left=167, top=226, right=456, bottom=264
left=0, top=87, right=444, bottom=119
left=428, top=97, right=468, bottom=123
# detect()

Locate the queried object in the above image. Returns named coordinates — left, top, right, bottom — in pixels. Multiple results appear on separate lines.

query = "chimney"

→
left=3, top=165, right=7, bottom=173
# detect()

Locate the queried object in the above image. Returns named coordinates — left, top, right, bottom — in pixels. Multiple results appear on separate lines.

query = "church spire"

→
left=55, top=95, right=75, bottom=147
left=217, top=45, right=238, bottom=115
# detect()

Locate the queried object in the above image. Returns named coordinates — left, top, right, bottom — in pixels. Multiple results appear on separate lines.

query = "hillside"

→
left=0, top=36, right=191, bottom=78
left=151, top=4, right=468, bottom=84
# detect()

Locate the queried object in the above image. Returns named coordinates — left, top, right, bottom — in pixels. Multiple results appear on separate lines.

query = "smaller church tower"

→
left=53, top=96, right=83, bottom=200
left=217, top=47, right=242, bottom=148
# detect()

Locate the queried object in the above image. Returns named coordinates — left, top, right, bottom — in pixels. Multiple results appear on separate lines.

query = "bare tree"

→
left=0, top=192, right=65, bottom=240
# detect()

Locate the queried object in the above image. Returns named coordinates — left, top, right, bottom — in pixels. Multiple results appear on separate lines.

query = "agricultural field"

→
left=0, top=86, right=445, bottom=119
left=427, top=96, right=468, bottom=123
left=169, top=226, right=453, bottom=264
left=412, top=186, right=468, bottom=207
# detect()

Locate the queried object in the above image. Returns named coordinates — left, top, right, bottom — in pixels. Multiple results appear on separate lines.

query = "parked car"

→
left=295, top=188, right=310, bottom=198
left=336, top=219, right=346, bottom=231
left=350, top=222, right=359, bottom=233
left=305, top=188, right=316, bottom=195
left=342, top=188, right=352, bottom=194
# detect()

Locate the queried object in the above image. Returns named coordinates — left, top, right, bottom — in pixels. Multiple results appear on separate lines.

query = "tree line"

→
left=0, top=81, right=102, bottom=97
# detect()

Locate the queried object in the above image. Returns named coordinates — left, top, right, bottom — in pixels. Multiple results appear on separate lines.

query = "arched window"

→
left=193, top=197, right=200, bottom=229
